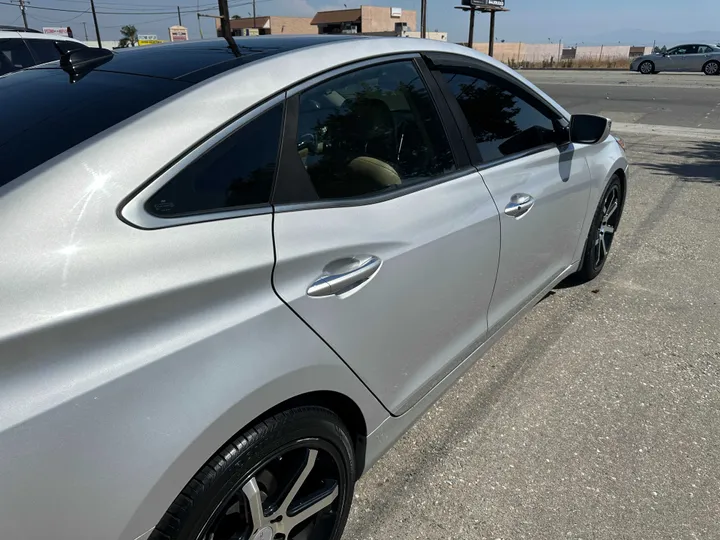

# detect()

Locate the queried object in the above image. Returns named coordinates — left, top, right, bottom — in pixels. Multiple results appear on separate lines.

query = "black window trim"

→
left=272, top=53, right=474, bottom=211
left=422, top=52, right=572, bottom=170
left=120, top=92, right=285, bottom=230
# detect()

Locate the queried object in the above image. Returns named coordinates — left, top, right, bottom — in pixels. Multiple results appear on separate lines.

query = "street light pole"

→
left=420, top=0, right=427, bottom=39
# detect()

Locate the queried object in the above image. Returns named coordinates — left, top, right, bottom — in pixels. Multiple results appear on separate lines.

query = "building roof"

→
left=311, top=8, right=362, bottom=25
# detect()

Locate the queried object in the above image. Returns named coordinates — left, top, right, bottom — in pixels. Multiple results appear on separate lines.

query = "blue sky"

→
left=1, top=0, right=718, bottom=45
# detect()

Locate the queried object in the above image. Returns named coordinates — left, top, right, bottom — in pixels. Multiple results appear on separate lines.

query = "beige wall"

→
left=576, top=45, right=631, bottom=60
left=269, top=16, right=316, bottom=34
left=361, top=6, right=416, bottom=32
left=472, top=42, right=562, bottom=62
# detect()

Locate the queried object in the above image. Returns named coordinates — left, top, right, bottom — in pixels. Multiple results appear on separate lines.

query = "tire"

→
left=703, top=60, right=720, bottom=76
left=575, top=175, right=624, bottom=283
left=149, top=407, right=356, bottom=540
left=638, top=60, right=654, bottom=75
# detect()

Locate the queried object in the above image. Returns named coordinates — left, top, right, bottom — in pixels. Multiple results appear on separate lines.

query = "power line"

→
left=28, top=7, right=90, bottom=24
left=0, top=1, right=239, bottom=15
left=47, top=0, right=224, bottom=10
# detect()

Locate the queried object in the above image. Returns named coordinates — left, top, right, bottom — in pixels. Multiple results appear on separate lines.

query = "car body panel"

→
left=0, top=36, right=628, bottom=540
left=480, top=145, right=593, bottom=332
left=272, top=169, right=501, bottom=415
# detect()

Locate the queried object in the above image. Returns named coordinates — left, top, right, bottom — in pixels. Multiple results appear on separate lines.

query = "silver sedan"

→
left=631, top=43, right=720, bottom=75
left=0, top=36, right=627, bottom=540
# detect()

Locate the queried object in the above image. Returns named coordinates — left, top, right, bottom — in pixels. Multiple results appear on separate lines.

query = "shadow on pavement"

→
left=634, top=140, right=720, bottom=185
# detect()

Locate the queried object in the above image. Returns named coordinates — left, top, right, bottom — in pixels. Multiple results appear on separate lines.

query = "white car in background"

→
left=0, top=25, right=86, bottom=76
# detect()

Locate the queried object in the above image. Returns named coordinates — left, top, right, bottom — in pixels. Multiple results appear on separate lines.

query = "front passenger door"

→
left=431, top=60, right=593, bottom=332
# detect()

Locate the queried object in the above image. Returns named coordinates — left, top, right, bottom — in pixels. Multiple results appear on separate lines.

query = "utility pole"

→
left=17, top=0, right=29, bottom=30
left=420, top=0, right=427, bottom=38
left=82, top=21, right=89, bottom=40
left=177, top=6, right=182, bottom=26
left=89, top=0, right=101, bottom=48
left=252, top=0, right=256, bottom=29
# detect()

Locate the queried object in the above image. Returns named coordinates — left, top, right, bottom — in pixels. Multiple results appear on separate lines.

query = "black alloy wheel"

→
left=576, top=175, right=624, bottom=282
left=150, top=407, right=355, bottom=540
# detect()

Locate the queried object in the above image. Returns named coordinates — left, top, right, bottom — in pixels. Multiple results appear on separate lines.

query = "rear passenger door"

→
left=426, top=54, right=593, bottom=333
left=271, top=57, right=501, bottom=415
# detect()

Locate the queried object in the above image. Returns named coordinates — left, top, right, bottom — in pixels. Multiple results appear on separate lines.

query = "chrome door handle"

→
left=504, top=193, right=535, bottom=218
left=307, top=255, right=382, bottom=298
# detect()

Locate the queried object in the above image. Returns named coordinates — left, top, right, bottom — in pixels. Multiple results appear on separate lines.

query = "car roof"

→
left=64, top=35, right=366, bottom=83
left=0, top=30, right=83, bottom=43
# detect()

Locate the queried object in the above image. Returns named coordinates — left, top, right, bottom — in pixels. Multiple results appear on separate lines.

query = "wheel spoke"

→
left=600, top=234, right=608, bottom=257
left=604, top=224, right=615, bottom=234
left=605, top=199, right=618, bottom=220
left=241, top=477, right=266, bottom=532
left=278, top=449, right=318, bottom=515
left=285, top=485, right=339, bottom=533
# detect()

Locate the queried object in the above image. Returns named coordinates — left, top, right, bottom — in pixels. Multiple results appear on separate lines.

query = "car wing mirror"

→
left=569, top=114, right=612, bottom=145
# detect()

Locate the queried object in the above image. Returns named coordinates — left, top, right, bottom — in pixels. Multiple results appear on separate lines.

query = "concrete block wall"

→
left=361, top=6, right=416, bottom=32
left=576, top=45, right=631, bottom=60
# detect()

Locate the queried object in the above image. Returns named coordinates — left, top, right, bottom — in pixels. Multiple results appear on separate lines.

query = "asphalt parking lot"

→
left=343, top=72, right=720, bottom=540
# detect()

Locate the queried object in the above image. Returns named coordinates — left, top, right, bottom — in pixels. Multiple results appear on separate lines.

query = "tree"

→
left=653, top=45, right=667, bottom=54
left=119, top=25, right=138, bottom=48
left=231, top=15, right=241, bottom=19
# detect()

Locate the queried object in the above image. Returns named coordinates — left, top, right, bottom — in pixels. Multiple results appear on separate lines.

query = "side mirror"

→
left=569, top=114, right=612, bottom=145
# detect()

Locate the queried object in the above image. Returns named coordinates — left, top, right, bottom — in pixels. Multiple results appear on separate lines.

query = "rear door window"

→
left=0, top=39, right=34, bottom=75
left=25, top=39, right=62, bottom=64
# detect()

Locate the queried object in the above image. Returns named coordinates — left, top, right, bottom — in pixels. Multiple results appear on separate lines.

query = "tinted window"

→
left=295, top=61, right=455, bottom=199
left=25, top=39, right=61, bottom=64
left=0, top=69, right=191, bottom=186
left=698, top=45, right=712, bottom=54
left=683, top=45, right=699, bottom=54
left=0, top=39, right=34, bottom=75
left=441, top=70, right=559, bottom=162
left=146, top=104, right=283, bottom=217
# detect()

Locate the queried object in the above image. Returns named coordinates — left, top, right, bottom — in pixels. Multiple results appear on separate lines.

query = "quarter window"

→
left=440, top=70, right=559, bottom=162
left=295, top=60, right=455, bottom=200
left=146, top=103, right=283, bottom=217
left=0, top=39, right=34, bottom=75
left=25, top=39, right=61, bottom=64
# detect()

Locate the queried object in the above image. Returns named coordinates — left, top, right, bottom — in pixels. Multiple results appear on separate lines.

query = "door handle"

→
left=504, top=193, right=535, bottom=218
left=307, top=255, right=382, bottom=298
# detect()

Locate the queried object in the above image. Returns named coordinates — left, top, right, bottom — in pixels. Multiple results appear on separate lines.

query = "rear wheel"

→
left=575, top=176, right=623, bottom=283
left=149, top=407, right=356, bottom=540
left=703, top=60, right=720, bottom=76
left=638, top=60, right=654, bottom=74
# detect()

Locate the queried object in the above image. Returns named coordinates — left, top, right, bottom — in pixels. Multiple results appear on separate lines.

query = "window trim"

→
left=422, top=52, right=571, bottom=169
left=272, top=54, right=468, bottom=210
left=120, top=93, right=285, bottom=230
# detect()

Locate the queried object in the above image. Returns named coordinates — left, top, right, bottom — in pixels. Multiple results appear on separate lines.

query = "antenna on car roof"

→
left=57, top=46, right=114, bottom=83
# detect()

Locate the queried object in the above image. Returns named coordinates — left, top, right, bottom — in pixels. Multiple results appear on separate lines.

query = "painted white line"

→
left=613, top=122, right=720, bottom=141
